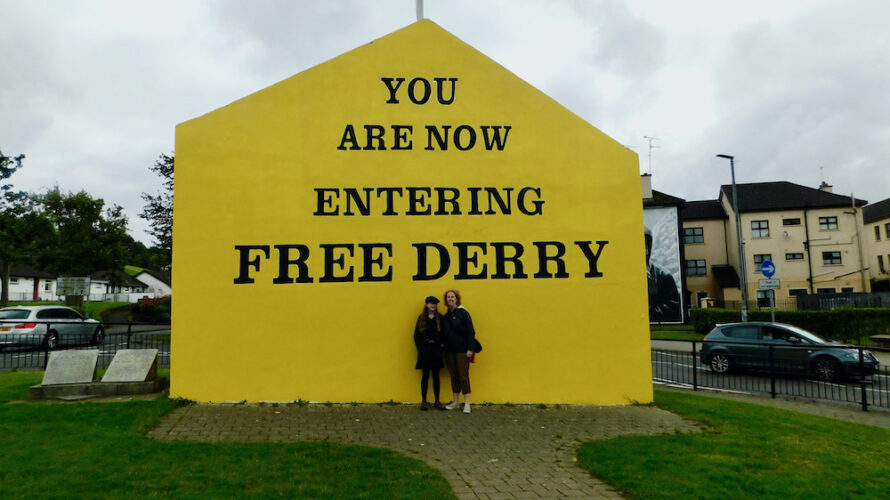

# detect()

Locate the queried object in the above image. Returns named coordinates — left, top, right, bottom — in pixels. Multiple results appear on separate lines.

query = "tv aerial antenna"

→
left=642, top=136, right=659, bottom=174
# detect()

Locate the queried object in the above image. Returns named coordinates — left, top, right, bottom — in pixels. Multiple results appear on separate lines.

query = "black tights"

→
left=420, top=368, right=441, bottom=402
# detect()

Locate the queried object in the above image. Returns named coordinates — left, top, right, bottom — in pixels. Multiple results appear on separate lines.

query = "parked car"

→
left=0, top=306, right=104, bottom=351
left=699, top=322, right=879, bottom=381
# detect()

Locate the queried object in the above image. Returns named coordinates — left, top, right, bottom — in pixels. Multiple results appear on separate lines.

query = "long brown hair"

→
left=417, top=304, right=441, bottom=332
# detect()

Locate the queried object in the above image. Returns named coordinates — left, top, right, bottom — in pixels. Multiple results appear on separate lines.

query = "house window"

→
left=686, top=259, right=706, bottom=276
left=44, top=281, right=51, bottom=291
left=751, top=220, right=770, bottom=238
left=9, top=277, right=18, bottom=285
left=755, top=290, right=771, bottom=307
left=754, top=254, right=772, bottom=272
left=822, top=251, right=842, bottom=265
left=841, top=287, right=855, bottom=293
left=817, top=287, right=836, bottom=294
left=886, top=223, right=890, bottom=238
left=880, top=255, right=886, bottom=273
left=876, top=226, right=882, bottom=241
left=788, top=289, right=808, bottom=297
left=683, top=227, right=704, bottom=244
left=819, top=216, right=838, bottom=230
left=783, top=218, right=801, bottom=226
left=785, top=253, right=804, bottom=260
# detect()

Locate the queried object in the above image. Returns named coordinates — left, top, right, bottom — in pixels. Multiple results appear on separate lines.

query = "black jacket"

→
left=414, top=313, right=444, bottom=369
left=443, top=306, right=476, bottom=353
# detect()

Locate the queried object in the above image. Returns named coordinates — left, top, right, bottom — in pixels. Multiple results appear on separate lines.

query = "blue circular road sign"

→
left=761, top=260, right=776, bottom=278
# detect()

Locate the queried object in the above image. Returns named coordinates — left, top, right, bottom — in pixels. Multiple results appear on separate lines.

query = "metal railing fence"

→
left=652, top=338, right=889, bottom=411
left=0, top=320, right=170, bottom=371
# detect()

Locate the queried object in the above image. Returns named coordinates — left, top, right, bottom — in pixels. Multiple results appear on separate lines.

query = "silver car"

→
left=0, top=306, right=104, bottom=350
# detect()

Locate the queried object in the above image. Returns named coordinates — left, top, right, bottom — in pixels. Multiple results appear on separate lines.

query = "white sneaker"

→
left=445, top=402, right=460, bottom=410
left=463, top=404, right=471, bottom=414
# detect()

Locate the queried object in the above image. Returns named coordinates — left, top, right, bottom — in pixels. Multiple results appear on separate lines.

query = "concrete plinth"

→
left=28, top=378, right=169, bottom=401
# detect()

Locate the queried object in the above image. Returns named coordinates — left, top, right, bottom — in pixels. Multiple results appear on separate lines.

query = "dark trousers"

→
left=444, top=351, right=471, bottom=395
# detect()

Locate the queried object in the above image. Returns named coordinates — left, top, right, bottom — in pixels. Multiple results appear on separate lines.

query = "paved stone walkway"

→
left=149, top=403, right=703, bottom=499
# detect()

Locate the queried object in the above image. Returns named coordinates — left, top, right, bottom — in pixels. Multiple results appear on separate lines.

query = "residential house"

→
left=90, top=270, right=151, bottom=302
left=134, top=269, right=171, bottom=297
left=681, top=181, right=869, bottom=308
left=5, top=265, right=56, bottom=301
left=863, top=197, right=890, bottom=290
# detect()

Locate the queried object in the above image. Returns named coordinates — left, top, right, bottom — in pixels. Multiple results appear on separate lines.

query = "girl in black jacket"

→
left=414, top=296, right=445, bottom=410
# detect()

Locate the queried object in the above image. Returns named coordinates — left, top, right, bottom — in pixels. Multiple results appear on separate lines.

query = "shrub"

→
left=689, top=307, right=890, bottom=343
left=131, top=295, right=171, bottom=323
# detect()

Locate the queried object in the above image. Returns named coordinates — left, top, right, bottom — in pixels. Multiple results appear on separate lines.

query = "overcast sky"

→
left=2, top=0, right=888, bottom=245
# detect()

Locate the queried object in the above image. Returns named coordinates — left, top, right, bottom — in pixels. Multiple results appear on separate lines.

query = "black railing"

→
left=652, top=338, right=889, bottom=411
left=0, top=320, right=170, bottom=371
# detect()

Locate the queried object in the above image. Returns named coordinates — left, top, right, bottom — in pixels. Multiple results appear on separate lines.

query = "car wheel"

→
left=92, top=327, right=105, bottom=346
left=45, top=331, right=59, bottom=350
left=812, top=358, right=841, bottom=382
left=710, top=352, right=732, bottom=374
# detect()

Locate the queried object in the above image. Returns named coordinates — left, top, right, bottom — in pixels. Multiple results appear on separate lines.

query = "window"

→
left=841, top=287, right=855, bottom=293
left=822, top=251, right=842, bottom=265
left=783, top=218, right=801, bottom=226
left=751, top=220, right=770, bottom=238
left=880, top=255, right=886, bottom=273
left=876, top=226, right=882, bottom=241
left=785, top=253, right=804, bottom=260
left=9, top=277, right=18, bottom=284
left=886, top=223, right=890, bottom=238
left=756, top=290, right=772, bottom=307
left=724, top=325, right=759, bottom=339
left=44, top=281, right=51, bottom=291
left=686, top=259, right=706, bottom=276
left=683, top=227, right=704, bottom=244
left=754, top=254, right=772, bottom=272
left=788, top=289, right=808, bottom=297
left=819, top=216, right=838, bottom=230
left=817, top=287, right=836, bottom=294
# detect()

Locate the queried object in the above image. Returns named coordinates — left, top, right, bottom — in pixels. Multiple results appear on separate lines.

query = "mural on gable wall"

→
left=643, top=207, right=683, bottom=323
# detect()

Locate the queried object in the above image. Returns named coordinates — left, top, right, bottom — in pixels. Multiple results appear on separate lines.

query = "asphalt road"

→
left=651, top=345, right=890, bottom=411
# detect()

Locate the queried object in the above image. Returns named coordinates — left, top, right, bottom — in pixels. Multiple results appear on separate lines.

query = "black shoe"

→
left=420, top=401, right=431, bottom=411
left=433, top=402, right=445, bottom=411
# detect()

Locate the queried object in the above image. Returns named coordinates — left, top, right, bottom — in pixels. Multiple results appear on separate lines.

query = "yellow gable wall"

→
left=172, top=20, right=652, bottom=404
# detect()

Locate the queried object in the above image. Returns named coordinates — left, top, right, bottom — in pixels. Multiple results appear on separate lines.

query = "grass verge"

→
left=577, top=389, right=890, bottom=499
left=650, top=324, right=704, bottom=341
left=0, top=372, right=453, bottom=499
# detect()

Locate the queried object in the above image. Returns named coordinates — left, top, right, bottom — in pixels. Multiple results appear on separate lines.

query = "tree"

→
left=0, top=150, right=54, bottom=307
left=38, top=187, right=132, bottom=277
left=140, top=153, right=173, bottom=266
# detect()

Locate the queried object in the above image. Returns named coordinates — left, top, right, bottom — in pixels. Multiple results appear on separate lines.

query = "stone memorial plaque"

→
left=102, top=349, right=158, bottom=383
left=42, top=350, right=99, bottom=385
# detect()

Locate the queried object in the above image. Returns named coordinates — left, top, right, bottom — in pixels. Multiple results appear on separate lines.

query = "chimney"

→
left=641, top=174, right=653, bottom=200
left=818, top=181, right=833, bottom=193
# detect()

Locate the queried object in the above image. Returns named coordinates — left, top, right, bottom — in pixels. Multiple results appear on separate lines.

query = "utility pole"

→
left=416, top=0, right=423, bottom=21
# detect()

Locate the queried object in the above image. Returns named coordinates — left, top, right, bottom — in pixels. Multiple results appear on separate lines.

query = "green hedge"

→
left=690, top=307, right=890, bottom=343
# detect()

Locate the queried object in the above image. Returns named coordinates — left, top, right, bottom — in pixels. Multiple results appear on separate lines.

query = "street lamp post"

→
left=717, top=154, right=748, bottom=322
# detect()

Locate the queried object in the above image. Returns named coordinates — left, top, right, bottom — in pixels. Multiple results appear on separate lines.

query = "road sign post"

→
left=759, top=260, right=777, bottom=322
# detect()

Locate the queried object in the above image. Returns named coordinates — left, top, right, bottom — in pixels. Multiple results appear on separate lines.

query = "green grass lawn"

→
left=578, top=390, right=890, bottom=499
left=0, top=372, right=453, bottom=499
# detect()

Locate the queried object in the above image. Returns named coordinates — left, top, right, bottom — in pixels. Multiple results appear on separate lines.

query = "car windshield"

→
left=0, top=309, right=31, bottom=320
left=779, top=324, right=827, bottom=344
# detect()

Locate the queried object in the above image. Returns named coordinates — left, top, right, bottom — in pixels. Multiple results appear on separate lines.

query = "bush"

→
left=689, top=307, right=890, bottom=343
left=131, top=295, right=171, bottom=323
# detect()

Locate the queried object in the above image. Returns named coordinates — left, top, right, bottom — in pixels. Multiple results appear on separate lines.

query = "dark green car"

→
left=700, top=322, right=879, bottom=381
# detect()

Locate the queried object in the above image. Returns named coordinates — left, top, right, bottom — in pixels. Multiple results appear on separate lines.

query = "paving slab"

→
left=149, top=403, right=702, bottom=498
